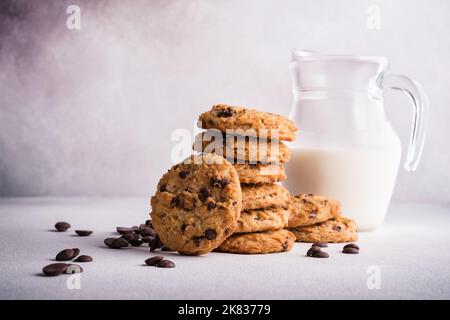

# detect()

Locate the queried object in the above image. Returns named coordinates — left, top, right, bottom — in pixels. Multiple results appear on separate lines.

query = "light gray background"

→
left=1, top=0, right=449, bottom=201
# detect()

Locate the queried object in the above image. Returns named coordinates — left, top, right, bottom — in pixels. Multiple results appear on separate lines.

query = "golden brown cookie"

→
left=242, top=184, right=291, bottom=210
left=193, top=131, right=291, bottom=164
left=151, top=154, right=242, bottom=255
left=236, top=207, right=290, bottom=233
left=198, top=104, right=297, bottom=142
left=289, top=216, right=358, bottom=243
left=288, top=193, right=341, bottom=227
left=233, top=163, right=286, bottom=184
left=216, top=229, right=296, bottom=254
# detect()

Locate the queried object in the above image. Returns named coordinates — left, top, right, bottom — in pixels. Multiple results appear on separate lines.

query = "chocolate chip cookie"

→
left=216, top=229, right=296, bottom=254
left=234, top=163, right=286, bottom=184
left=198, top=104, right=298, bottom=142
left=241, top=184, right=291, bottom=210
left=151, top=154, right=242, bottom=255
left=193, top=131, right=291, bottom=164
left=236, top=207, right=290, bottom=233
left=289, top=216, right=358, bottom=243
left=288, top=194, right=341, bottom=227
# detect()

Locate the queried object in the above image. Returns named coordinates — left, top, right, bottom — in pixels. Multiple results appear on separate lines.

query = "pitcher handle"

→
left=383, top=74, right=429, bottom=172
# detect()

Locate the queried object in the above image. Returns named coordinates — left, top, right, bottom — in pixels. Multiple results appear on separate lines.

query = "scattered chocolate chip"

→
left=307, top=246, right=322, bottom=257
left=205, top=229, right=216, bottom=240
left=130, top=239, right=143, bottom=247
left=207, top=201, right=216, bottom=210
left=66, top=264, right=83, bottom=274
left=74, top=255, right=93, bottom=262
left=170, top=195, right=184, bottom=208
left=112, top=237, right=129, bottom=248
left=70, top=248, right=80, bottom=259
left=75, top=230, right=93, bottom=236
left=313, top=242, right=328, bottom=248
left=216, top=107, right=235, bottom=117
left=42, top=263, right=68, bottom=276
left=207, top=119, right=214, bottom=126
left=179, top=170, right=189, bottom=179
left=116, top=227, right=134, bottom=235
left=54, top=222, right=71, bottom=232
left=145, top=255, right=164, bottom=266
left=344, top=243, right=359, bottom=250
left=140, top=227, right=156, bottom=237
left=145, top=219, right=152, bottom=227
left=248, top=164, right=257, bottom=169
left=56, top=249, right=75, bottom=261
left=312, top=251, right=329, bottom=258
left=199, top=187, right=211, bottom=202
left=121, top=233, right=139, bottom=242
left=104, top=238, right=116, bottom=248
left=142, top=236, right=155, bottom=243
left=159, top=184, right=167, bottom=192
left=210, top=177, right=230, bottom=188
left=150, top=236, right=163, bottom=252
left=282, top=241, right=289, bottom=252
left=343, top=247, right=359, bottom=254
left=156, top=260, right=176, bottom=268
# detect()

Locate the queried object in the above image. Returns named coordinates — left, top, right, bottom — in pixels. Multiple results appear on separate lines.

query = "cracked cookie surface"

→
left=236, top=207, right=290, bottom=233
left=216, top=229, right=296, bottom=254
left=288, top=194, right=341, bottom=227
left=289, top=216, right=358, bottom=243
left=198, top=104, right=297, bottom=142
left=151, top=154, right=242, bottom=255
left=193, top=131, right=291, bottom=164
left=242, top=184, right=291, bottom=210
left=233, top=163, right=286, bottom=184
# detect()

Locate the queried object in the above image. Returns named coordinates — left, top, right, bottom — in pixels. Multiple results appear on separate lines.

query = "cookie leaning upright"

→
left=198, top=104, right=298, bottom=142
left=151, top=154, right=242, bottom=255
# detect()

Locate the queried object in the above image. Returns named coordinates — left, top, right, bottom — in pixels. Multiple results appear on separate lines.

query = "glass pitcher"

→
left=284, top=50, right=428, bottom=231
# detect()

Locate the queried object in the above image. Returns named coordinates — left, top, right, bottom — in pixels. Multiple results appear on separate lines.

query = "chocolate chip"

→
left=181, top=223, right=187, bottom=232
left=344, top=243, right=359, bottom=250
left=313, top=242, right=328, bottom=248
left=332, top=225, right=342, bottom=232
left=248, top=164, right=257, bottom=169
left=307, top=246, right=322, bottom=257
left=56, top=249, right=75, bottom=261
left=216, top=107, right=235, bottom=117
left=74, top=255, right=93, bottom=262
left=179, top=170, right=189, bottom=179
left=112, top=237, right=129, bottom=249
left=282, top=241, right=289, bottom=252
left=66, top=264, right=83, bottom=274
left=54, top=222, right=70, bottom=232
left=141, top=236, right=155, bottom=243
left=170, top=195, right=184, bottom=208
left=75, top=230, right=93, bottom=236
left=156, top=260, right=175, bottom=268
left=343, top=246, right=359, bottom=254
left=104, top=238, right=116, bottom=248
left=150, top=235, right=163, bottom=252
left=116, top=227, right=134, bottom=235
left=140, top=227, right=156, bottom=237
left=312, top=251, right=329, bottom=258
left=42, top=263, right=68, bottom=276
left=205, top=229, right=216, bottom=240
left=145, top=255, right=164, bottom=266
left=207, top=201, right=216, bottom=211
left=130, top=239, right=143, bottom=247
left=70, top=248, right=80, bottom=259
left=145, top=219, right=152, bottom=227
left=199, top=187, right=211, bottom=202
left=161, top=246, right=173, bottom=251
left=121, top=233, right=139, bottom=242
left=193, top=236, right=204, bottom=246
left=210, top=177, right=230, bottom=188
left=159, top=184, right=167, bottom=192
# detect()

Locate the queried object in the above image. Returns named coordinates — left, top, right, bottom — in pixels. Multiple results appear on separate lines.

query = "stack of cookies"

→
left=287, top=194, right=358, bottom=243
left=194, top=104, right=298, bottom=254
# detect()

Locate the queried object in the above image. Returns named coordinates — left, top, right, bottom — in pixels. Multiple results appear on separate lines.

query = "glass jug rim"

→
left=292, top=49, right=388, bottom=66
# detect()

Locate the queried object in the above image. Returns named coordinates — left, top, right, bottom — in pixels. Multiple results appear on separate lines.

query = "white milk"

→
left=283, top=146, right=401, bottom=231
